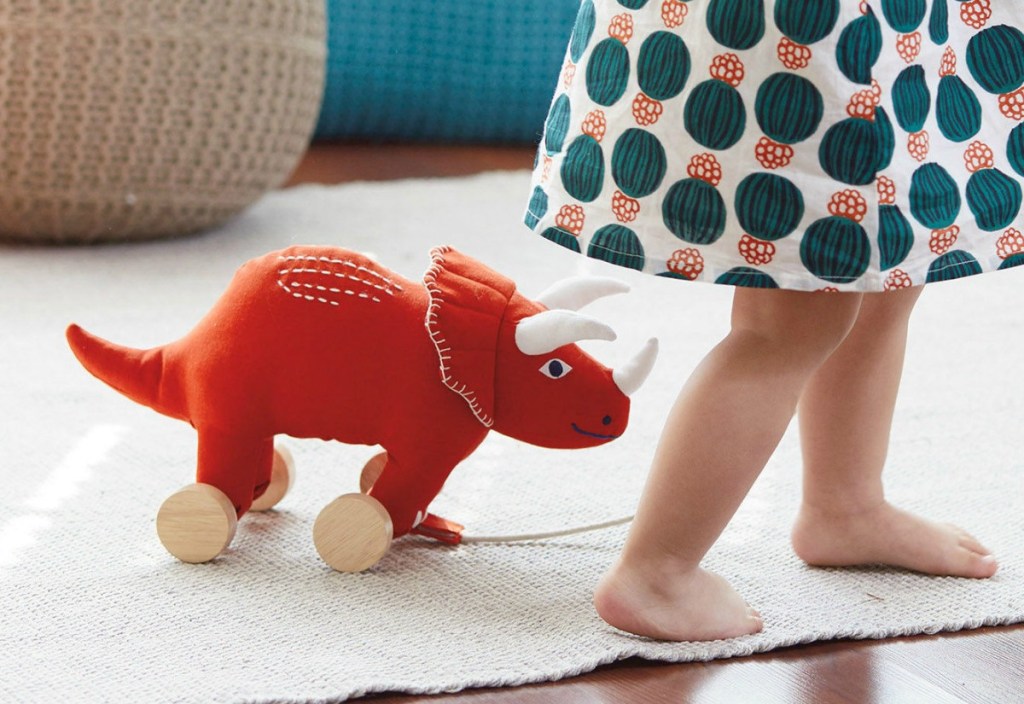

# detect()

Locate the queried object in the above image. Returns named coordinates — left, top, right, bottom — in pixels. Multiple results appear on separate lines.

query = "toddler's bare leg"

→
left=594, top=288, right=864, bottom=641
left=791, top=286, right=998, bottom=578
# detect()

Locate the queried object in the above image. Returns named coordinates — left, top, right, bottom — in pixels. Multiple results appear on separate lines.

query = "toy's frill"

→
left=423, top=247, right=517, bottom=428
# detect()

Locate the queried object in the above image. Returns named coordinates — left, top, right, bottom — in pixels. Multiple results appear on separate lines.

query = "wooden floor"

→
left=287, top=142, right=1024, bottom=704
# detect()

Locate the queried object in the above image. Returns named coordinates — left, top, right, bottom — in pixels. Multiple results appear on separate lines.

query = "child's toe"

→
left=955, top=530, right=990, bottom=557
left=956, top=548, right=998, bottom=578
left=747, top=607, right=764, bottom=633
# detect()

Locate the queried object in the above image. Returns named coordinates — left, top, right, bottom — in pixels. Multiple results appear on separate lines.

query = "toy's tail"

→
left=66, top=324, right=182, bottom=419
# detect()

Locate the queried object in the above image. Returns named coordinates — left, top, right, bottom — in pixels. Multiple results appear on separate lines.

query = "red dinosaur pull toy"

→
left=67, top=246, right=658, bottom=571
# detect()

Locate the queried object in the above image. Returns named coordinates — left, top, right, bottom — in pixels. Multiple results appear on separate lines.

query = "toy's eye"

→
left=539, top=358, right=572, bottom=379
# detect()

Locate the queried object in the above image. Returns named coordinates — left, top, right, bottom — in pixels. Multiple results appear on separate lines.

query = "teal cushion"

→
left=315, top=0, right=581, bottom=143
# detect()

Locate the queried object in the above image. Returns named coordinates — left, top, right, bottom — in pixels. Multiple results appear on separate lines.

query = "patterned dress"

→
left=524, top=0, right=1024, bottom=291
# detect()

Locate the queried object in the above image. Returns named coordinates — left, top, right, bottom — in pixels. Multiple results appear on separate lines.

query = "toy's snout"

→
left=529, top=335, right=656, bottom=448
left=570, top=405, right=628, bottom=444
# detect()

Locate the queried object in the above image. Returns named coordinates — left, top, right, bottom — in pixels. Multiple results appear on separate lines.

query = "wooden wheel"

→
left=156, top=483, right=238, bottom=563
left=251, top=442, right=295, bottom=512
left=359, top=451, right=388, bottom=494
left=312, top=493, right=393, bottom=572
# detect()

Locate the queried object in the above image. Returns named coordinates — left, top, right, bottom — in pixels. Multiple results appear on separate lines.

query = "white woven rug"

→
left=1, top=172, right=1021, bottom=703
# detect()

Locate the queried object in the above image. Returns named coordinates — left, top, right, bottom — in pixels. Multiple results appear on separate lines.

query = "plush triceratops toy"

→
left=67, top=245, right=657, bottom=571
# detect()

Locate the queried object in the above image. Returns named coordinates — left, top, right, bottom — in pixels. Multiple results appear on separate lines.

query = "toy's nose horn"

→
left=613, top=338, right=659, bottom=397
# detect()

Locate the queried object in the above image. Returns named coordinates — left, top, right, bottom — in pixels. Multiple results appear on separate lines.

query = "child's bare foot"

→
left=791, top=501, right=998, bottom=578
left=593, top=561, right=763, bottom=641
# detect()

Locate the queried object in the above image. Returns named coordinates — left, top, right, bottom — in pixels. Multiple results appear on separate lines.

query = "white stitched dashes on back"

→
left=275, top=254, right=403, bottom=306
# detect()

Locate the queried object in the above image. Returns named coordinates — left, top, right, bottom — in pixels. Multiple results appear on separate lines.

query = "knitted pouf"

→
left=0, top=1, right=325, bottom=243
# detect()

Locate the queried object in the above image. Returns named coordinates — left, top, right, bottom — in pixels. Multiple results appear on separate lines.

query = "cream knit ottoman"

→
left=0, top=0, right=325, bottom=243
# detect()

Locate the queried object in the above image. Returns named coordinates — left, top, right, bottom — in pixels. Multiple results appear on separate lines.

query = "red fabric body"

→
left=67, top=246, right=632, bottom=539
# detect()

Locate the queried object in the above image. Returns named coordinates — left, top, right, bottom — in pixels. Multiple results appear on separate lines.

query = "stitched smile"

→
left=571, top=423, right=619, bottom=440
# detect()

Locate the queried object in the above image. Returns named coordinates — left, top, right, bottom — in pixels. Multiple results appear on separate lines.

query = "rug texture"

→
left=0, top=172, right=1021, bottom=703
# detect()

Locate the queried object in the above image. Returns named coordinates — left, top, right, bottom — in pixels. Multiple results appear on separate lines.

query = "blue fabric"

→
left=314, top=0, right=581, bottom=143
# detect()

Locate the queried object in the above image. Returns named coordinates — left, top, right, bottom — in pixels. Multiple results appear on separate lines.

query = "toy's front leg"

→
left=367, top=451, right=456, bottom=538
left=312, top=452, right=458, bottom=572
left=359, top=452, right=465, bottom=543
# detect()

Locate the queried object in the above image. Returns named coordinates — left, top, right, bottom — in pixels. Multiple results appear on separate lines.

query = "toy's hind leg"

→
left=251, top=441, right=295, bottom=512
left=156, top=431, right=274, bottom=564
left=195, top=429, right=273, bottom=517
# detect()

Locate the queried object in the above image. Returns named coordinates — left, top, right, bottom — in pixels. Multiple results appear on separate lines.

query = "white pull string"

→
left=460, top=514, right=635, bottom=544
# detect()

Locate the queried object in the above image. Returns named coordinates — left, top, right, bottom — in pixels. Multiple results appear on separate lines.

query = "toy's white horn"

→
left=515, top=309, right=616, bottom=355
left=535, top=276, right=630, bottom=311
left=613, top=338, right=659, bottom=396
